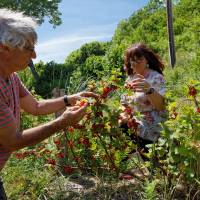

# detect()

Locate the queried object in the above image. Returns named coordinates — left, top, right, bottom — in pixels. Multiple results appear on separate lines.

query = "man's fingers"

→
left=68, top=106, right=80, bottom=111
left=73, top=102, right=88, bottom=113
left=80, top=91, right=99, bottom=99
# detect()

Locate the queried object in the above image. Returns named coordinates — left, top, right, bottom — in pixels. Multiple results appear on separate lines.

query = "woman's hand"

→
left=118, top=112, right=130, bottom=125
left=130, top=74, right=151, bottom=93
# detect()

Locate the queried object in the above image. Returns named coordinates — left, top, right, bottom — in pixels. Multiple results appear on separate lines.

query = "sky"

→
left=35, top=0, right=149, bottom=64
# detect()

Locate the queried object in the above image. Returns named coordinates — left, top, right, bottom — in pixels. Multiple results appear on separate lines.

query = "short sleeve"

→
left=14, top=73, right=30, bottom=98
left=151, top=73, right=166, bottom=96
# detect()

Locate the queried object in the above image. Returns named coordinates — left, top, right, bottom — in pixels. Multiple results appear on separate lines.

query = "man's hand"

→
left=59, top=103, right=89, bottom=127
left=67, top=91, right=99, bottom=106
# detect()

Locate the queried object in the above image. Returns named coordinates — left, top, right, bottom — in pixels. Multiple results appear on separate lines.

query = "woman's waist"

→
left=138, top=110, right=167, bottom=122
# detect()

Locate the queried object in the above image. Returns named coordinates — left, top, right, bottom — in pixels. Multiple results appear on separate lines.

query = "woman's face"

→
left=130, top=55, right=148, bottom=75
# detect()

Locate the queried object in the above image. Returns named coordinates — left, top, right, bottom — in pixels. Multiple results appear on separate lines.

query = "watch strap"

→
left=64, top=95, right=71, bottom=106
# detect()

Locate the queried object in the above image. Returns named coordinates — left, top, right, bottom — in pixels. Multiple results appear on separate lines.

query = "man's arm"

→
left=20, top=94, right=66, bottom=115
left=0, top=105, right=87, bottom=151
left=20, top=91, right=99, bottom=116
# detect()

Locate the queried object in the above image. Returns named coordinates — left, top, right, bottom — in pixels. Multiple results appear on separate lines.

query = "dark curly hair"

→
left=124, top=43, right=164, bottom=75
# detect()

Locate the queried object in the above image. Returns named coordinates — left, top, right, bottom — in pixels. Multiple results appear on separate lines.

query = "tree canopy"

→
left=0, top=0, right=62, bottom=27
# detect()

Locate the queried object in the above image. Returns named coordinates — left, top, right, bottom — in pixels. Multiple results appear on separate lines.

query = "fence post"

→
left=166, top=0, right=176, bottom=68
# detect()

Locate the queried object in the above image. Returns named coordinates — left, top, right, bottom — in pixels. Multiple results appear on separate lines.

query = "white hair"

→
left=0, top=9, right=38, bottom=50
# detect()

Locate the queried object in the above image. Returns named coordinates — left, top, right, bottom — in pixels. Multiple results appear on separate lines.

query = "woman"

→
left=119, top=43, right=166, bottom=151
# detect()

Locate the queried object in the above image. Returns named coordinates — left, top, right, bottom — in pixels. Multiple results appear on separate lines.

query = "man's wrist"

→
left=63, top=95, right=71, bottom=106
left=57, top=114, right=68, bottom=128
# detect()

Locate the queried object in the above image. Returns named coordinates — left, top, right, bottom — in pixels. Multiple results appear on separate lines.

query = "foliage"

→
left=33, top=61, right=71, bottom=97
left=0, top=0, right=62, bottom=27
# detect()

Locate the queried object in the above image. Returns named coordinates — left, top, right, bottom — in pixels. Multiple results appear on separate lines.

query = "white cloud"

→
left=34, top=24, right=115, bottom=63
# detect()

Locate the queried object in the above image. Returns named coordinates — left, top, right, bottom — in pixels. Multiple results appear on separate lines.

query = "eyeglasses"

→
left=23, top=46, right=35, bottom=52
left=130, top=58, right=144, bottom=66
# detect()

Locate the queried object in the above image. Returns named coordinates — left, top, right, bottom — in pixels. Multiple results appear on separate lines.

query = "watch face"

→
left=146, top=87, right=155, bottom=95
left=150, top=88, right=155, bottom=93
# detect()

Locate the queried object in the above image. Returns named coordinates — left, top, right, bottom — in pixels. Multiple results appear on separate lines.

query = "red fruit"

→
left=73, top=157, right=81, bottom=162
left=73, top=124, right=85, bottom=129
left=124, top=106, right=133, bottom=115
left=189, top=86, right=197, bottom=96
left=67, top=127, right=74, bottom=133
left=63, top=165, right=73, bottom=174
left=127, top=118, right=138, bottom=130
left=102, top=85, right=118, bottom=98
left=102, top=86, right=113, bottom=98
left=197, top=107, right=200, bottom=113
left=92, top=123, right=104, bottom=130
left=57, top=152, right=65, bottom=159
left=14, top=153, right=25, bottom=159
left=48, top=159, right=56, bottom=166
left=78, top=137, right=90, bottom=147
left=78, top=137, right=83, bottom=144
left=103, top=87, right=111, bottom=94
left=119, top=174, right=133, bottom=180
left=53, top=138, right=61, bottom=146
left=80, top=100, right=87, bottom=107
left=83, top=138, right=90, bottom=147
left=22, top=151, right=29, bottom=157
left=68, top=140, right=74, bottom=148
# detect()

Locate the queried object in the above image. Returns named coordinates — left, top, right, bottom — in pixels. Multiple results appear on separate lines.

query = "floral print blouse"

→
left=121, top=70, right=166, bottom=142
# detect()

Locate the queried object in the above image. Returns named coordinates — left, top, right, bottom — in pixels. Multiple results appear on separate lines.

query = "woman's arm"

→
left=130, top=74, right=165, bottom=111
left=146, top=90, right=165, bottom=111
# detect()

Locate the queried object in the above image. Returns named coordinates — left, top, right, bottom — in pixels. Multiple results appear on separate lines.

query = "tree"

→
left=0, top=0, right=62, bottom=27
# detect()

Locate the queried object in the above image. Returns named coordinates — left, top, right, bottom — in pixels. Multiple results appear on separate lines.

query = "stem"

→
left=96, top=132, right=119, bottom=174
left=63, top=129, right=82, bottom=170
left=193, top=96, right=199, bottom=108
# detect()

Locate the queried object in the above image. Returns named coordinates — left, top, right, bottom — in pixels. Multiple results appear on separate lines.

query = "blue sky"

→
left=35, top=0, right=149, bottom=64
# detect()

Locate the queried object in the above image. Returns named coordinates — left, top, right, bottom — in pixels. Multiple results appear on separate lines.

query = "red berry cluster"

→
left=188, top=86, right=197, bottom=96
left=127, top=118, right=139, bottom=131
left=101, top=85, right=118, bottom=98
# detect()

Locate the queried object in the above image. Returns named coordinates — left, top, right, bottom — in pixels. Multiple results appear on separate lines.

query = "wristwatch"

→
left=63, top=95, right=71, bottom=106
left=145, top=87, right=155, bottom=95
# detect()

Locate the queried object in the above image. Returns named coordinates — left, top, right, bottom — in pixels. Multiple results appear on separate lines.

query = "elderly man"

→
left=0, top=9, right=98, bottom=199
